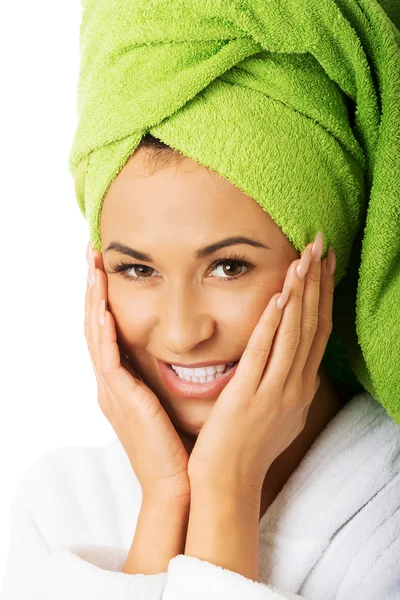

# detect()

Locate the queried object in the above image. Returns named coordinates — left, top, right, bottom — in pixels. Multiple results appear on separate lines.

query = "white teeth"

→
left=170, top=361, right=236, bottom=383
left=170, top=362, right=234, bottom=377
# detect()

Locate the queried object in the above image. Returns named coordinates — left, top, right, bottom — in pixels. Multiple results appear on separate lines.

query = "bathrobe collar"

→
left=258, top=392, right=400, bottom=588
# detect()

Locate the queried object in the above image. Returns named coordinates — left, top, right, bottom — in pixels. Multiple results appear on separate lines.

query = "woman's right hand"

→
left=84, top=243, right=191, bottom=508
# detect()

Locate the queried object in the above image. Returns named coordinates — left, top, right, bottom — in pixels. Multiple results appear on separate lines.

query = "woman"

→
left=2, top=0, right=400, bottom=598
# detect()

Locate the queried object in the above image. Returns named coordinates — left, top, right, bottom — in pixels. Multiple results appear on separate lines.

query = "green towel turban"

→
left=68, top=0, right=400, bottom=424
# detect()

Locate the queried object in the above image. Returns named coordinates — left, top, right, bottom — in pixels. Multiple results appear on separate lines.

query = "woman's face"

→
left=100, top=147, right=299, bottom=438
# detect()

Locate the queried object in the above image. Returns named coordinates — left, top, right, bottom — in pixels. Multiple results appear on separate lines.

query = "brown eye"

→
left=209, top=258, right=250, bottom=280
left=221, top=261, right=244, bottom=277
left=130, top=265, right=153, bottom=278
left=109, top=260, right=160, bottom=283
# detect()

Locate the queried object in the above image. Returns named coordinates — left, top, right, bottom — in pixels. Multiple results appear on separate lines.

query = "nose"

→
left=158, top=285, right=215, bottom=356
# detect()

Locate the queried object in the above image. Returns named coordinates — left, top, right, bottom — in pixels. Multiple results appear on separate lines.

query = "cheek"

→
left=107, top=293, right=152, bottom=346
left=215, top=282, right=280, bottom=335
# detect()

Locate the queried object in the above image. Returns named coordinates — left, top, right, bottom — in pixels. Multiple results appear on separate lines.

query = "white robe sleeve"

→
left=162, top=555, right=304, bottom=599
left=0, top=490, right=167, bottom=600
left=162, top=547, right=400, bottom=600
left=44, top=546, right=167, bottom=600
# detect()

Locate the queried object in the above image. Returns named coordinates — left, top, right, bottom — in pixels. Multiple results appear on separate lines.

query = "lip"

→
left=157, top=359, right=239, bottom=399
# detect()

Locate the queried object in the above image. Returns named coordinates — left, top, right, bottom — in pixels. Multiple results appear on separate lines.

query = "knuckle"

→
left=307, top=269, right=321, bottom=284
left=283, top=391, right=297, bottom=410
left=323, top=277, right=335, bottom=295
left=97, top=355, right=114, bottom=379
left=98, top=365, right=114, bottom=381
left=292, top=285, right=303, bottom=299
left=303, top=314, right=319, bottom=336
left=248, top=344, right=272, bottom=362
left=283, top=329, right=300, bottom=351
left=283, top=381, right=302, bottom=409
left=263, top=313, right=281, bottom=332
left=319, top=315, right=333, bottom=335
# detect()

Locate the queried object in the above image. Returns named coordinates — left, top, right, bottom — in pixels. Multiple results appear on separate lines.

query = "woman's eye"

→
left=209, top=260, right=248, bottom=278
left=126, top=265, right=157, bottom=279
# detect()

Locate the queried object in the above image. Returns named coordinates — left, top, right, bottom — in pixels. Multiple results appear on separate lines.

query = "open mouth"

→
left=157, top=358, right=240, bottom=399
left=166, top=360, right=239, bottom=384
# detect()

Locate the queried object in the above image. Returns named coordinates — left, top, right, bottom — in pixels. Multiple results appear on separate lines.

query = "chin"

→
left=139, top=368, right=217, bottom=436
left=163, top=395, right=215, bottom=437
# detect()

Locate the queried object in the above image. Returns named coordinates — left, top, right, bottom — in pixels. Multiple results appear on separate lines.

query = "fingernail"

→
left=311, top=232, right=324, bottom=263
left=277, top=291, right=288, bottom=310
left=327, top=245, right=336, bottom=275
left=277, top=278, right=291, bottom=309
left=88, top=262, right=95, bottom=288
left=296, top=247, right=311, bottom=279
left=86, top=240, right=93, bottom=264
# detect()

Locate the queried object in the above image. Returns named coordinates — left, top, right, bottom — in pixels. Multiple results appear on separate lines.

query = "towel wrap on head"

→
left=68, top=0, right=400, bottom=424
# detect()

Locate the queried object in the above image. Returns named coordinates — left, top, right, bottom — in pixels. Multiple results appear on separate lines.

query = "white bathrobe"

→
left=1, top=391, right=399, bottom=600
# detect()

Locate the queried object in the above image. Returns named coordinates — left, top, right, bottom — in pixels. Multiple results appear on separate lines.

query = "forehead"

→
left=101, top=150, right=272, bottom=239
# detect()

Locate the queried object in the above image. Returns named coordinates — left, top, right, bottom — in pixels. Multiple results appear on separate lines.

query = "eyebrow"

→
left=105, top=236, right=270, bottom=262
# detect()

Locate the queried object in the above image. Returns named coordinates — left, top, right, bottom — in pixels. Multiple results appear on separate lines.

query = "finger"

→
left=87, top=251, right=112, bottom=407
left=88, top=252, right=144, bottom=409
left=229, top=260, right=298, bottom=394
left=97, top=299, right=150, bottom=423
left=264, top=252, right=307, bottom=388
left=285, top=242, right=321, bottom=383
left=91, top=298, right=121, bottom=425
left=303, top=249, right=335, bottom=384
left=97, top=300, right=124, bottom=378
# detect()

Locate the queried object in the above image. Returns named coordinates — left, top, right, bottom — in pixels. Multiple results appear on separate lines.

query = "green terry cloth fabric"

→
left=68, top=0, right=400, bottom=424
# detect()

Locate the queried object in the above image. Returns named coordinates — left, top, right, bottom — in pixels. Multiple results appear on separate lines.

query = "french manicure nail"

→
left=88, top=263, right=95, bottom=288
left=277, top=290, right=289, bottom=310
left=277, top=279, right=290, bottom=309
left=311, top=232, right=324, bottom=262
left=86, top=240, right=92, bottom=263
left=296, top=248, right=311, bottom=279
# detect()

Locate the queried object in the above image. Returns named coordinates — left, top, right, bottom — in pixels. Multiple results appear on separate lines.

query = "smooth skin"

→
left=85, top=147, right=344, bottom=523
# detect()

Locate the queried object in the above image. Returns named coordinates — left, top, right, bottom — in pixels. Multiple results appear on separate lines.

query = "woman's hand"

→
left=187, top=232, right=336, bottom=493
left=84, top=243, right=191, bottom=507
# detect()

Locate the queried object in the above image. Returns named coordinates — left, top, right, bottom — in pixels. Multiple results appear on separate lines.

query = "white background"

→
left=0, top=0, right=115, bottom=585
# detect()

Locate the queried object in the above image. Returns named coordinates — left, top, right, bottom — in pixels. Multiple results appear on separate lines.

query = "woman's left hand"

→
left=187, top=233, right=336, bottom=493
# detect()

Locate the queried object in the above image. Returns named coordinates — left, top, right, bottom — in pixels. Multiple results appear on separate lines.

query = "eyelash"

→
left=109, top=253, right=254, bottom=284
